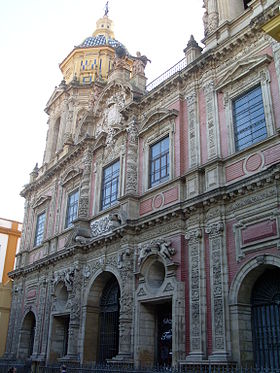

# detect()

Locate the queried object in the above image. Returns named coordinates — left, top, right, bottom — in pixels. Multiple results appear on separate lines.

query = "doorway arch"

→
left=83, top=271, right=120, bottom=363
left=18, top=311, right=36, bottom=359
left=229, top=255, right=280, bottom=367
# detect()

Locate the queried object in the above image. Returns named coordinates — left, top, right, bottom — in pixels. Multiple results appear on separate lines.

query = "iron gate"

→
left=97, top=278, right=120, bottom=362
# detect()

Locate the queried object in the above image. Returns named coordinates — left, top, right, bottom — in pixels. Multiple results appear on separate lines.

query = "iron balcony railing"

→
left=146, top=57, right=187, bottom=92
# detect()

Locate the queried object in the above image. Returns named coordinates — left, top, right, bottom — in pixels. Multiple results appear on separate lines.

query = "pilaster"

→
left=185, top=227, right=205, bottom=361
left=205, top=222, right=230, bottom=361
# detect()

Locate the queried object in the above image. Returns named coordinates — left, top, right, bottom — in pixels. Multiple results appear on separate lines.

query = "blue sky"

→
left=0, top=0, right=204, bottom=222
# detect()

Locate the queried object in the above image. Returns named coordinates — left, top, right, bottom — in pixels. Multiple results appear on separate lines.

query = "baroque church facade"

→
left=4, top=0, right=280, bottom=369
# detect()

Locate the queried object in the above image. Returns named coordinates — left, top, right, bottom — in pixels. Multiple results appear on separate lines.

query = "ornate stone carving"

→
left=90, top=211, right=124, bottom=238
left=205, top=223, right=226, bottom=353
left=186, top=227, right=203, bottom=353
left=138, top=239, right=176, bottom=265
left=186, top=91, right=199, bottom=167
left=205, top=221, right=224, bottom=235
left=78, top=147, right=93, bottom=218
left=126, top=118, right=138, bottom=194
left=203, top=81, right=218, bottom=159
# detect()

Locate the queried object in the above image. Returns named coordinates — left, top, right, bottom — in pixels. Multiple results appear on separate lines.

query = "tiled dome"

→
left=79, top=35, right=125, bottom=49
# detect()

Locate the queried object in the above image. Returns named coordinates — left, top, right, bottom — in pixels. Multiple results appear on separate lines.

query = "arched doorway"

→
left=18, top=311, right=36, bottom=359
left=83, top=272, right=120, bottom=364
left=97, top=277, right=120, bottom=362
left=251, top=269, right=280, bottom=370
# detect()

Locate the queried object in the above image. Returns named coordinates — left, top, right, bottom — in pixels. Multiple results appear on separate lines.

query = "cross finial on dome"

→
left=104, top=1, right=109, bottom=16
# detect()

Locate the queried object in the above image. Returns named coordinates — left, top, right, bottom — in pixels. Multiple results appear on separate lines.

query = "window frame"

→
left=100, top=159, right=120, bottom=210
left=223, top=68, right=275, bottom=155
left=149, top=136, right=170, bottom=188
left=34, top=211, right=46, bottom=247
left=232, top=84, right=267, bottom=151
left=65, top=188, right=79, bottom=229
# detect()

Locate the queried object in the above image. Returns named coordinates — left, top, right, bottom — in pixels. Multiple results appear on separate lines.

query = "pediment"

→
left=216, top=54, right=272, bottom=91
left=33, top=195, right=51, bottom=209
left=140, top=108, right=178, bottom=133
left=61, top=168, right=83, bottom=186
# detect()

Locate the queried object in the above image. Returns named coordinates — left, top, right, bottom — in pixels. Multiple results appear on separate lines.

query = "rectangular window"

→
left=149, top=136, right=169, bottom=188
left=34, top=211, right=46, bottom=246
left=233, top=85, right=267, bottom=151
left=65, top=189, right=79, bottom=228
left=101, top=160, right=120, bottom=210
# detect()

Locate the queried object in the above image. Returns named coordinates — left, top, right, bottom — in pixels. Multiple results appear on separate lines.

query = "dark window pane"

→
left=65, top=189, right=79, bottom=228
left=101, top=160, right=120, bottom=210
left=233, top=85, right=267, bottom=151
left=34, top=211, right=46, bottom=246
left=149, top=137, right=169, bottom=187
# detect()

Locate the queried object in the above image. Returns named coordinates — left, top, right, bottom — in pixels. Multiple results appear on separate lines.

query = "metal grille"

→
left=251, top=269, right=280, bottom=370
left=98, top=279, right=120, bottom=362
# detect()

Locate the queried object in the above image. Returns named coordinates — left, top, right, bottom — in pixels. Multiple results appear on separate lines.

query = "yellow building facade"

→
left=0, top=218, right=22, bottom=356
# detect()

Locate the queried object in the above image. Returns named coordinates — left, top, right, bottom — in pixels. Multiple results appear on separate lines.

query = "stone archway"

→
left=229, top=255, right=280, bottom=367
left=83, top=271, right=120, bottom=363
left=18, top=311, right=36, bottom=359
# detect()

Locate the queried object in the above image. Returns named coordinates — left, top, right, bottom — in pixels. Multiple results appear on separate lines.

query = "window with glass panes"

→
left=34, top=211, right=46, bottom=246
left=149, top=137, right=169, bottom=188
left=233, top=85, right=267, bottom=151
left=65, top=189, right=79, bottom=228
left=101, top=160, right=120, bottom=210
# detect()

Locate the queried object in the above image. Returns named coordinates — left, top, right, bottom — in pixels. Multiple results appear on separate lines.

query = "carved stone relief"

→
left=186, top=91, right=200, bottom=168
left=185, top=228, right=203, bottom=355
left=203, top=81, right=219, bottom=159
left=205, top=222, right=227, bottom=353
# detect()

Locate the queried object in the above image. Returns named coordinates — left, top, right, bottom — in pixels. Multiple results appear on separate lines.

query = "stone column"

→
left=38, top=279, right=52, bottom=361
left=66, top=268, right=82, bottom=361
left=207, top=0, right=219, bottom=34
left=62, top=98, right=73, bottom=147
left=78, top=147, right=93, bottom=219
left=186, top=90, right=200, bottom=168
left=205, top=222, right=230, bottom=361
left=44, top=113, right=55, bottom=164
left=12, top=283, right=24, bottom=358
left=203, top=81, right=220, bottom=160
left=125, top=118, right=138, bottom=195
left=185, top=227, right=205, bottom=361
left=31, top=277, right=47, bottom=359
left=117, top=247, right=134, bottom=361
left=4, top=283, right=22, bottom=359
